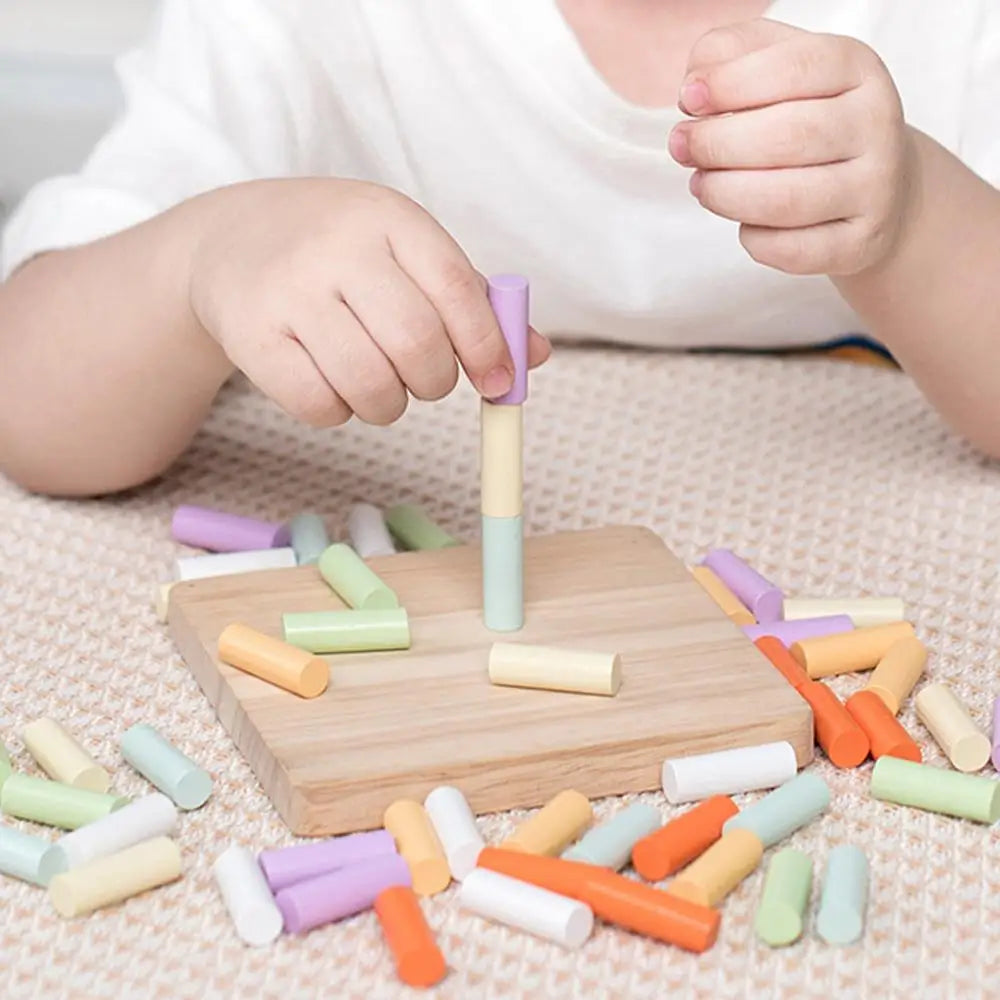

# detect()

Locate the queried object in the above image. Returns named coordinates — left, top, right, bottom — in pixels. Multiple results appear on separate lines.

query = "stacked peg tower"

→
left=481, top=274, right=528, bottom=631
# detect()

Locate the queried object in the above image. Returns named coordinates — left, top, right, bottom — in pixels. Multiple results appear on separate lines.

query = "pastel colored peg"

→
left=870, top=756, right=1000, bottom=823
left=259, top=830, right=398, bottom=893
left=383, top=800, right=451, bottom=896
left=754, top=848, right=812, bottom=947
left=864, top=637, right=927, bottom=715
left=1, top=774, right=128, bottom=830
left=460, top=868, right=592, bottom=949
left=816, top=845, right=869, bottom=945
left=282, top=609, right=410, bottom=654
left=702, top=549, right=782, bottom=623
left=39, top=793, right=178, bottom=882
left=384, top=505, right=459, bottom=551
left=0, top=825, right=51, bottom=886
left=562, top=802, right=661, bottom=870
left=318, top=543, right=399, bottom=610
left=690, top=566, right=754, bottom=625
left=723, top=772, right=829, bottom=847
left=275, top=853, right=411, bottom=934
left=347, top=503, right=397, bottom=559
left=48, top=836, right=182, bottom=917
left=743, top=615, right=854, bottom=647
left=487, top=274, right=529, bottom=405
left=171, top=505, right=289, bottom=552
left=790, top=622, right=916, bottom=679
left=120, top=724, right=212, bottom=810
left=782, top=597, right=905, bottom=628
left=288, top=512, right=329, bottom=565
left=217, top=623, right=329, bottom=698
left=213, top=844, right=284, bottom=947
left=482, top=515, right=523, bottom=632
left=503, top=790, right=593, bottom=856
left=661, top=741, right=797, bottom=804
left=915, top=682, right=991, bottom=772
left=175, top=547, right=296, bottom=581
left=667, top=828, right=764, bottom=908
left=423, top=786, right=484, bottom=881
left=21, top=718, right=109, bottom=793
left=488, top=642, right=621, bottom=696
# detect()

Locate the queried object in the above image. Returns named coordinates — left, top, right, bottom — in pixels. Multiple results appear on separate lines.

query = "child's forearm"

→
left=0, top=198, right=233, bottom=496
left=833, top=129, right=1000, bottom=457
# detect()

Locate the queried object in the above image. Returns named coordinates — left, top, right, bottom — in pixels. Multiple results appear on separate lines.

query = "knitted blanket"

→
left=1, top=346, right=997, bottom=1000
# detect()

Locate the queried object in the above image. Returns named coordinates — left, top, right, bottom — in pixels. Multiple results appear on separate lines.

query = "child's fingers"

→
left=681, top=32, right=864, bottom=117
left=236, top=333, right=354, bottom=429
left=343, top=261, right=458, bottom=402
left=685, top=18, right=801, bottom=76
left=388, top=220, right=515, bottom=400
left=739, top=217, right=871, bottom=276
left=298, top=300, right=409, bottom=426
left=527, top=327, right=551, bottom=369
left=669, top=94, right=861, bottom=170
left=690, top=162, right=861, bottom=229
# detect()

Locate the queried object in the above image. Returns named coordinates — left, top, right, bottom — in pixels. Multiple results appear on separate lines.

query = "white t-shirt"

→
left=3, top=0, right=998, bottom=348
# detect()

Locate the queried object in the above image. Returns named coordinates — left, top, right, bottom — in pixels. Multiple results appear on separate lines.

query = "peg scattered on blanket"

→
left=120, top=488, right=1000, bottom=977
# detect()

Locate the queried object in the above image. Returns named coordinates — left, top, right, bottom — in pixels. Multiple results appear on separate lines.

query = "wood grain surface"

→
left=169, top=526, right=812, bottom=835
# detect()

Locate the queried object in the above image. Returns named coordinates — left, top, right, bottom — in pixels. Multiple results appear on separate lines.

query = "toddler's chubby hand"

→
left=669, top=19, right=917, bottom=276
left=188, top=179, right=550, bottom=427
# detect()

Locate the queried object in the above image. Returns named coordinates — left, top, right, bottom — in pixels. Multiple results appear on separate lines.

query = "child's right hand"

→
left=188, top=178, right=550, bottom=427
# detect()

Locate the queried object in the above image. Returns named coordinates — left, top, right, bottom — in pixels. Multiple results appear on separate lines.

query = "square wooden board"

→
left=168, top=525, right=812, bottom=835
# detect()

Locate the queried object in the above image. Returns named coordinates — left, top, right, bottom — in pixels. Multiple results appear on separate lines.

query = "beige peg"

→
left=690, top=567, right=755, bottom=626
left=480, top=400, right=523, bottom=518
left=864, top=637, right=927, bottom=715
left=667, top=828, right=764, bottom=908
left=915, top=683, right=991, bottom=772
left=502, top=790, right=593, bottom=856
left=49, top=836, right=181, bottom=917
left=790, top=622, right=915, bottom=679
left=488, top=642, right=621, bottom=696
left=22, top=718, right=109, bottom=793
left=383, top=799, right=451, bottom=896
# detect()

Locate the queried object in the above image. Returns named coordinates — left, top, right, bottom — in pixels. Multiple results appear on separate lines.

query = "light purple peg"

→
left=171, top=505, right=289, bottom=552
left=992, top=696, right=1000, bottom=770
left=702, top=549, right=783, bottom=623
left=487, top=274, right=529, bottom=405
left=275, top=853, right=412, bottom=934
left=743, top=615, right=854, bottom=647
left=258, top=830, right=397, bottom=893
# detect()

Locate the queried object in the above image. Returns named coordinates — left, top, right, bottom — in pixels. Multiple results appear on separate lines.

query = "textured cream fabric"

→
left=1, top=347, right=998, bottom=1000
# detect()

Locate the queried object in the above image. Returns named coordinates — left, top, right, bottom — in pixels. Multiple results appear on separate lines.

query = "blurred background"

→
left=0, top=0, right=157, bottom=222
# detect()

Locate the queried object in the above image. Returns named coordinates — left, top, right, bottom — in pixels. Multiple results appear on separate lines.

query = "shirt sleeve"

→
left=958, top=4, right=1000, bottom=186
left=1, top=0, right=318, bottom=278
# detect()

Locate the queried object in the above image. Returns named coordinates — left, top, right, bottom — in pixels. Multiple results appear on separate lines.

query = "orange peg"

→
left=476, top=847, right=719, bottom=952
left=374, top=886, right=446, bottom=989
left=845, top=690, right=922, bottom=762
left=631, top=796, right=738, bottom=882
left=798, top=680, right=870, bottom=768
left=755, top=637, right=809, bottom=690
left=476, top=847, right=599, bottom=898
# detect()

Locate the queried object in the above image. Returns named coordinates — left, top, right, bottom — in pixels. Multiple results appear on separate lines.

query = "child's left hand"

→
left=668, top=19, right=917, bottom=277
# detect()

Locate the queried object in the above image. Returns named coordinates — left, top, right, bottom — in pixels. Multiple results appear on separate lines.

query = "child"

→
left=1, top=0, right=998, bottom=496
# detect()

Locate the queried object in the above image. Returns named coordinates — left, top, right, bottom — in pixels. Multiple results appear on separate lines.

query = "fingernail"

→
left=481, top=366, right=513, bottom=398
left=679, top=79, right=710, bottom=115
left=668, top=126, right=692, bottom=166
left=689, top=171, right=704, bottom=197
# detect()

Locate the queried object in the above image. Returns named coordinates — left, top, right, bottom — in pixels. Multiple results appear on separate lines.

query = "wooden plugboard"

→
left=168, top=526, right=812, bottom=835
